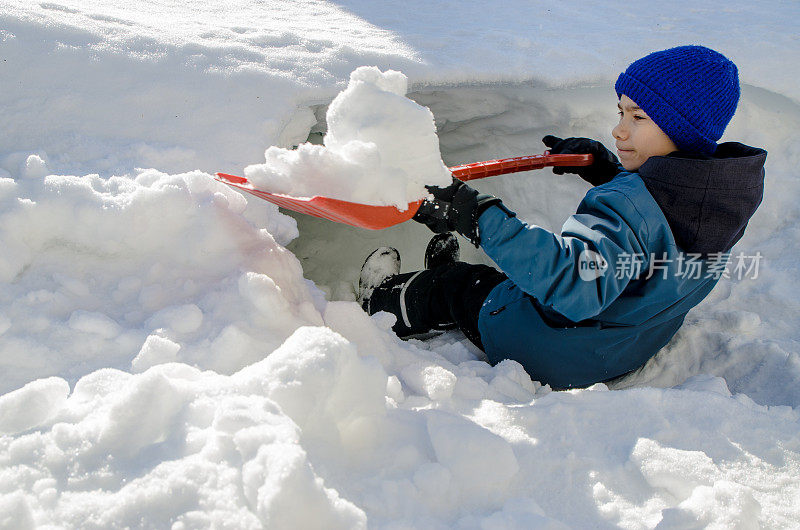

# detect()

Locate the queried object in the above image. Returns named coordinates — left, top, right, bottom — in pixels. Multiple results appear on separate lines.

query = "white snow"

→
left=245, top=66, right=452, bottom=208
left=0, top=377, right=70, bottom=435
left=1, top=0, right=800, bottom=528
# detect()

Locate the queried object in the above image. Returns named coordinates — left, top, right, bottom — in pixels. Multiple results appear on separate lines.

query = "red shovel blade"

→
left=215, top=153, right=592, bottom=230
left=215, top=172, right=422, bottom=230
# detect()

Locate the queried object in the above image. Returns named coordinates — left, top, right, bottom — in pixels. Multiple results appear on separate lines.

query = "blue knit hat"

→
left=615, top=45, right=740, bottom=155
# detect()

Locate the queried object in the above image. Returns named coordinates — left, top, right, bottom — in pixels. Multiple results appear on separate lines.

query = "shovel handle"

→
left=450, top=153, right=593, bottom=181
left=215, top=152, right=597, bottom=230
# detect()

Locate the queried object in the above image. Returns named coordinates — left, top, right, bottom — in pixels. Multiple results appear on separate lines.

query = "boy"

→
left=358, top=45, right=767, bottom=389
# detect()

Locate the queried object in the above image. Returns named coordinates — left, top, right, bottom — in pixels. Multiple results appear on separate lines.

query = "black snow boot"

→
left=363, top=269, right=442, bottom=337
left=357, top=247, right=401, bottom=311
left=359, top=246, right=507, bottom=349
left=424, top=232, right=460, bottom=269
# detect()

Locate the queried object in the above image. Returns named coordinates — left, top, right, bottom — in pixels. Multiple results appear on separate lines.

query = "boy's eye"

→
left=617, top=108, right=648, bottom=121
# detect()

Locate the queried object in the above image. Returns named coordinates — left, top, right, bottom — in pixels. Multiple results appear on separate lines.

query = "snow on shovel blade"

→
left=214, top=153, right=592, bottom=230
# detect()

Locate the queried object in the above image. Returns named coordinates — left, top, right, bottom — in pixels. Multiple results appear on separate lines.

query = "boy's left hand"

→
left=413, top=177, right=502, bottom=247
left=542, top=136, right=621, bottom=186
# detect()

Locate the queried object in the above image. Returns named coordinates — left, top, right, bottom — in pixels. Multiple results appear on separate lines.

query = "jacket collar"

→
left=637, top=142, right=767, bottom=256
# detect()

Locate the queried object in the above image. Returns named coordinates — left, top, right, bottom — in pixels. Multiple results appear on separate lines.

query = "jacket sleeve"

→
left=477, top=188, right=651, bottom=322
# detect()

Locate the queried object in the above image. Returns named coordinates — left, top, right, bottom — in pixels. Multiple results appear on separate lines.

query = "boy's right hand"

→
left=412, top=177, right=502, bottom=247
left=542, top=136, right=621, bottom=186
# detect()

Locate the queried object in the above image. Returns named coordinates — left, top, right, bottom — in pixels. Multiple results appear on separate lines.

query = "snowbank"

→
left=2, top=0, right=800, bottom=528
left=2, top=319, right=799, bottom=527
left=0, top=166, right=322, bottom=393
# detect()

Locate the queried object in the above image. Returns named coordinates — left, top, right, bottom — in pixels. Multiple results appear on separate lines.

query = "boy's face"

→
left=612, top=95, right=678, bottom=171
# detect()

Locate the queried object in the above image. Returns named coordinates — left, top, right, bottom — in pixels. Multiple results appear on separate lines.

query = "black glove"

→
left=412, top=176, right=503, bottom=247
left=542, top=135, right=621, bottom=186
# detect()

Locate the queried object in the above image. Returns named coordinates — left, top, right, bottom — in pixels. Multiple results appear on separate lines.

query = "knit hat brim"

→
left=616, top=72, right=719, bottom=155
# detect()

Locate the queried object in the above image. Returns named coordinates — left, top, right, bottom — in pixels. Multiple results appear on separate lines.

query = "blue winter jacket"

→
left=476, top=142, right=766, bottom=389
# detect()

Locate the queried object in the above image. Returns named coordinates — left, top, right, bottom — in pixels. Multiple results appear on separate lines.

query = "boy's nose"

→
left=612, top=122, right=627, bottom=140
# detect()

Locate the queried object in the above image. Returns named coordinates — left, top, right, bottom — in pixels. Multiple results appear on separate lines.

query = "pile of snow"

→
left=244, top=67, right=451, bottom=208
left=0, top=164, right=322, bottom=394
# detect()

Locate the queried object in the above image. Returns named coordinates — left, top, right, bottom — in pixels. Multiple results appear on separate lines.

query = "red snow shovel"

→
left=215, top=153, right=592, bottom=230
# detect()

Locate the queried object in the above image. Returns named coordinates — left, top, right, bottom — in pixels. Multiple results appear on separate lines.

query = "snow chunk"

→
left=22, top=154, right=49, bottom=179
left=657, top=481, right=762, bottom=529
left=0, top=377, right=70, bottom=435
left=0, top=176, right=16, bottom=198
left=235, top=326, right=388, bottom=436
left=631, top=438, right=718, bottom=501
left=244, top=66, right=451, bottom=208
left=145, top=304, right=204, bottom=335
left=425, top=410, right=518, bottom=500
left=97, top=370, right=190, bottom=458
left=0, top=492, right=35, bottom=530
left=71, top=368, right=133, bottom=402
left=401, top=364, right=457, bottom=401
left=68, top=310, right=122, bottom=339
left=241, top=442, right=367, bottom=529
left=131, top=335, right=182, bottom=372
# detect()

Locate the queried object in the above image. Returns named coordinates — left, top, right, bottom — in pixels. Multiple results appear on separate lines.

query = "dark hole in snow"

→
left=284, top=85, right=616, bottom=300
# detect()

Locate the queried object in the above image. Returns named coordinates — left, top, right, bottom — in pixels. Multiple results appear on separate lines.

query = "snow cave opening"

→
left=284, top=84, right=619, bottom=300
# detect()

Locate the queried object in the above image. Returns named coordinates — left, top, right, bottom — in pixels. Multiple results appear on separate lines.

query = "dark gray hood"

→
left=637, top=142, right=767, bottom=256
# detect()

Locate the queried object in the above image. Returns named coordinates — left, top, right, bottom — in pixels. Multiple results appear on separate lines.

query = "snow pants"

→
left=365, top=262, right=507, bottom=350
